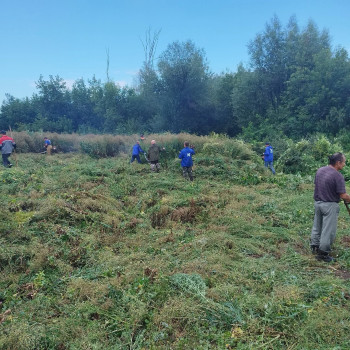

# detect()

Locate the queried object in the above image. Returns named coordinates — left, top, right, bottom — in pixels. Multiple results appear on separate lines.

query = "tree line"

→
left=1, top=16, right=350, bottom=142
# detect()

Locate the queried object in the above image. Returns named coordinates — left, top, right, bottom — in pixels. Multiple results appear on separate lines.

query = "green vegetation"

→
left=2, top=16, right=350, bottom=141
left=1, top=133, right=350, bottom=349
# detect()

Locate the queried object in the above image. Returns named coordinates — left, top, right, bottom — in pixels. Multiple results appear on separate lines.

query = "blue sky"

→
left=1, top=0, right=349, bottom=104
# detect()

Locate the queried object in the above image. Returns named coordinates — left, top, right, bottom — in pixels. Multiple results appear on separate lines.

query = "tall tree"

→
left=242, top=16, right=340, bottom=139
left=0, top=95, right=36, bottom=130
left=157, top=40, right=212, bottom=133
left=231, top=65, right=265, bottom=130
left=281, top=47, right=350, bottom=136
left=248, top=15, right=287, bottom=111
left=137, top=28, right=162, bottom=130
left=70, top=78, right=101, bottom=132
left=212, top=73, right=239, bottom=135
left=33, top=75, right=72, bottom=131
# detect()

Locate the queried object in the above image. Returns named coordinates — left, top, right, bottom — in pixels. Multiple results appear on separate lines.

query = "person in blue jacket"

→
left=130, top=141, right=145, bottom=164
left=263, top=142, right=276, bottom=175
left=179, top=141, right=195, bottom=181
left=44, top=137, right=53, bottom=155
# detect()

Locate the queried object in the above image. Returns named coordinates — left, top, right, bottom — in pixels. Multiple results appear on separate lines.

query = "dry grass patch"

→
left=150, top=206, right=171, bottom=228
left=153, top=296, right=204, bottom=334
left=272, top=285, right=303, bottom=303
left=67, top=278, right=109, bottom=303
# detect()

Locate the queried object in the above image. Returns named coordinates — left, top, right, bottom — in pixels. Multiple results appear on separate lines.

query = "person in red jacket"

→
left=0, top=130, right=16, bottom=168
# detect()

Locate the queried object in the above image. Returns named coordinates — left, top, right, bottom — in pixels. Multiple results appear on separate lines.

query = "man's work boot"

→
left=316, top=249, right=336, bottom=262
left=311, top=245, right=319, bottom=255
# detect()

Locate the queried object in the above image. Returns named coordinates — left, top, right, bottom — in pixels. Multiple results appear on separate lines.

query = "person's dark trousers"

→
left=130, top=154, right=141, bottom=163
left=182, top=166, right=193, bottom=181
left=2, top=153, right=12, bottom=167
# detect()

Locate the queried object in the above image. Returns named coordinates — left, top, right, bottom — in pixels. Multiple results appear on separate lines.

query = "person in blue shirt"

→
left=130, top=141, right=145, bottom=164
left=178, top=141, right=195, bottom=181
left=44, top=137, right=53, bottom=155
left=263, top=142, right=276, bottom=175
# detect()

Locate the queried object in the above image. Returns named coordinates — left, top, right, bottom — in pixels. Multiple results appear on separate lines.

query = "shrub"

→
left=276, top=135, right=343, bottom=175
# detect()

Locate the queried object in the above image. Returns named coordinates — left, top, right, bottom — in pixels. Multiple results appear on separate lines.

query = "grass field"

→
left=1, top=139, right=350, bottom=349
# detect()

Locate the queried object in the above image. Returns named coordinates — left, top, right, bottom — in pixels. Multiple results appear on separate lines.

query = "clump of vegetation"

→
left=276, top=135, right=344, bottom=175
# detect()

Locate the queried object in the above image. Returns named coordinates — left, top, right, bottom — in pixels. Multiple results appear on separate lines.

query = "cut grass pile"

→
left=1, top=147, right=350, bottom=349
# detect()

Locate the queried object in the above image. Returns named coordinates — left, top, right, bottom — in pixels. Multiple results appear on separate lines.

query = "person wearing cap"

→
left=263, top=142, right=275, bottom=175
left=147, top=140, right=165, bottom=172
left=0, top=130, right=16, bottom=168
left=130, top=141, right=145, bottom=164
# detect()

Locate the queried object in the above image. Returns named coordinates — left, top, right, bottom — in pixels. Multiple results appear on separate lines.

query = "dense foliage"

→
left=1, top=16, right=350, bottom=141
left=1, top=133, right=350, bottom=349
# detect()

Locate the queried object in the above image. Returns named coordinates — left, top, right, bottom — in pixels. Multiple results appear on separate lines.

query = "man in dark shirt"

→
left=310, top=152, right=350, bottom=262
left=147, top=140, right=165, bottom=172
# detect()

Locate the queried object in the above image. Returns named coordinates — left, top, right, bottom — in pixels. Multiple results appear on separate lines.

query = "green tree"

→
left=100, top=81, right=123, bottom=133
left=33, top=75, right=72, bottom=132
left=137, top=29, right=162, bottom=131
left=71, top=78, right=102, bottom=132
left=248, top=15, right=287, bottom=111
left=0, top=95, right=36, bottom=130
left=231, top=65, right=265, bottom=130
left=241, top=16, right=344, bottom=140
left=157, top=40, right=213, bottom=133
left=280, top=47, right=350, bottom=137
left=212, top=73, right=239, bottom=135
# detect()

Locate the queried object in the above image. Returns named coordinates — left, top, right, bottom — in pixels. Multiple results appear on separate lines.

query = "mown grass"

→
left=1, top=140, right=350, bottom=350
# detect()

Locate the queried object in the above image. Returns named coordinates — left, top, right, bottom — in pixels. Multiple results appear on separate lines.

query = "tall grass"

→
left=11, top=131, right=258, bottom=161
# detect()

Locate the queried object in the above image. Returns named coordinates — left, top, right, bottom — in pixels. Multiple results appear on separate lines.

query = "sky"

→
left=1, top=0, right=349, bottom=104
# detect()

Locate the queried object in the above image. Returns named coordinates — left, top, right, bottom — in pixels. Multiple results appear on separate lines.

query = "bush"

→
left=276, top=135, right=343, bottom=175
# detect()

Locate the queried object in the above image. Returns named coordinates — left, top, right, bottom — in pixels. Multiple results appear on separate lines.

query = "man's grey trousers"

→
left=310, top=201, right=340, bottom=253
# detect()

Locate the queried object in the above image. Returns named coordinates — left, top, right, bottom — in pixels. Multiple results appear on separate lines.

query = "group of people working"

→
left=0, top=131, right=53, bottom=168
left=131, top=138, right=350, bottom=264
left=1, top=129, right=349, bottom=263
left=131, top=139, right=275, bottom=179
left=0, top=130, right=273, bottom=181
left=130, top=139, right=195, bottom=181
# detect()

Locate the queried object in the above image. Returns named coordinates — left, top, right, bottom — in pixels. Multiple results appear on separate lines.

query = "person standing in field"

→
left=44, top=137, right=53, bottom=155
left=178, top=141, right=195, bottom=181
left=310, top=152, right=350, bottom=262
left=263, top=142, right=276, bottom=175
left=130, top=141, right=145, bottom=164
left=147, top=140, right=164, bottom=172
left=0, top=130, right=16, bottom=168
